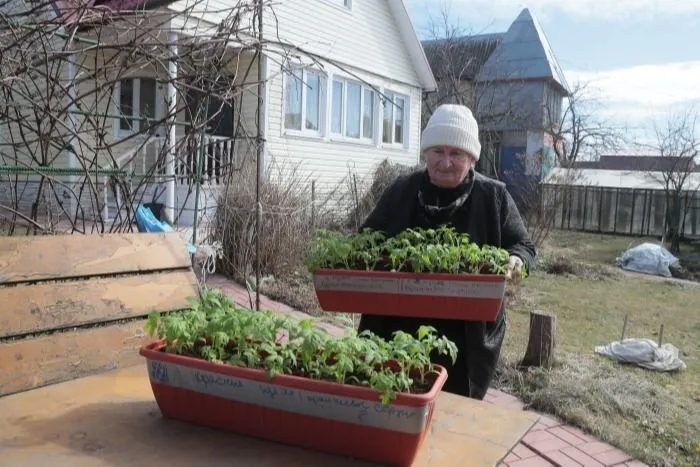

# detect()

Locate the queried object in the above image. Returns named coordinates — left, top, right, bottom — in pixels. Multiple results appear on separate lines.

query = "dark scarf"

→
left=415, top=168, right=475, bottom=227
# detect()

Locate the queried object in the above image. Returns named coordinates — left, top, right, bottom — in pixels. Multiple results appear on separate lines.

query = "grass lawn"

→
left=498, top=230, right=700, bottom=466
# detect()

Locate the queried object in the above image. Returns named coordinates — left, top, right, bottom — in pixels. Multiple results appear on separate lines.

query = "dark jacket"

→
left=357, top=168, right=536, bottom=400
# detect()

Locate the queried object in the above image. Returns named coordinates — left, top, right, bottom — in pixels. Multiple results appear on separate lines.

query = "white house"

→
left=0, top=0, right=436, bottom=228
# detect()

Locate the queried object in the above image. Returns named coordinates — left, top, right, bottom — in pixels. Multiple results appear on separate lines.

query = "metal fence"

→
left=543, top=184, right=700, bottom=238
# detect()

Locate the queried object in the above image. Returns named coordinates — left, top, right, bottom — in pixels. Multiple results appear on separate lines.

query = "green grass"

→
left=497, top=230, right=700, bottom=466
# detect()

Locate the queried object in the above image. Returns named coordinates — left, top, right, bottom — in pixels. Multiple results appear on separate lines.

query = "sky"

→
left=404, top=0, right=700, bottom=145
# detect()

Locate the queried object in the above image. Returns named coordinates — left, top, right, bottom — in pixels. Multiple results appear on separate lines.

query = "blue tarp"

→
left=135, top=205, right=197, bottom=254
left=135, top=205, right=174, bottom=233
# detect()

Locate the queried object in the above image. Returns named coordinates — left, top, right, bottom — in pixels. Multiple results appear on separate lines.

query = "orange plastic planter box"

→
left=140, top=341, right=448, bottom=467
left=313, top=269, right=506, bottom=322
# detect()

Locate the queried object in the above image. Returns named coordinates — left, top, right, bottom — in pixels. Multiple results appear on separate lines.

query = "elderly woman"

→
left=357, top=104, right=536, bottom=400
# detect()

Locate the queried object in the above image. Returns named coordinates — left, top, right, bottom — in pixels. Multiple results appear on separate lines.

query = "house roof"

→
left=422, top=33, right=504, bottom=81
left=572, top=155, right=698, bottom=172
left=387, top=0, right=438, bottom=92
left=475, top=8, right=570, bottom=95
left=542, top=168, right=700, bottom=191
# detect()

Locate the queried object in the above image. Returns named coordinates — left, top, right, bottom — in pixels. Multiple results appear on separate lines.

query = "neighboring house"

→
left=0, top=0, right=435, bottom=227
left=422, top=8, right=569, bottom=197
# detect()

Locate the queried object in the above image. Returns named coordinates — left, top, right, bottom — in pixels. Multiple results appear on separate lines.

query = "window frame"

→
left=329, top=76, right=378, bottom=145
left=322, top=0, right=351, bottom=10
left=381, top=90, right=409, bottom=150
left=184, top=76, right=236, bottom=138
left=282, top=66, right=327, bottom=139
left=113, top=76, right=162, bottom=139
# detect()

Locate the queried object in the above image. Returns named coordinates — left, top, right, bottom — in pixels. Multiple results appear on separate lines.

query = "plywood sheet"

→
left=0, top=271, right=198, bottom=339
left=0, top=232, right=191, bottom=285
left=0, top=321, right=151, bottom=397
left=0, top=365, right=537, bottom=466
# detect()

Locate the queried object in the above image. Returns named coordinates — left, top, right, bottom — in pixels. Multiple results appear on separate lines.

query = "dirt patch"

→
left=535, top=254, right=622, bottom=280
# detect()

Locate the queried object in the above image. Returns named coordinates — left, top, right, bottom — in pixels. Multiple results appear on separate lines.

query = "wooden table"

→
left=0, top=364, right=537, bottom=466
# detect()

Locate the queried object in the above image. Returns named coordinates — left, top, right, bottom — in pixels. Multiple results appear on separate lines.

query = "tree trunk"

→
left=520, top=311, right=556, bottom=368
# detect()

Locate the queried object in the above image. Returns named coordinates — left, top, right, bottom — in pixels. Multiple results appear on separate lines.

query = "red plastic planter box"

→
left=140, top=342, right=447, bottom=467
left=313, top=269, right=506, bottom=322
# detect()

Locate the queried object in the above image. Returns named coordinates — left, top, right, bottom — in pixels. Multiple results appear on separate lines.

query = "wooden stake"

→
left=520, top=311, right=556, bottom=368
left=658, top=323, right=665, bottom=347
left=621, top=314, right=628, bottom=341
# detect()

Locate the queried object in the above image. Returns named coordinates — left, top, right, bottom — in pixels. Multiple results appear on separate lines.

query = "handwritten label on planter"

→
left=149, top=360, right=169, bottom=383
left=314, top=273, right=504, bottom=299
left=146, top=359, right=430, bottom=434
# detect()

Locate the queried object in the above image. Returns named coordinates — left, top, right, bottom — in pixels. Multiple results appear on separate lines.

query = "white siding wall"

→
left=259, top=0, right=425, bottom=195
left=168, top=0, right=422, bottom=88
left=262, top=0, right=421, bottom=88
left=265, top=59, right=422, bottom=196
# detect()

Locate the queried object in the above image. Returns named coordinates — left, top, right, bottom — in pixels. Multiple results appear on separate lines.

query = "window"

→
left=117, top=77, right=158, bottom=134
left=330, top=78, right=375, bottom=140
left=382, top=91, right=407, bottom=146
left=284, top=68, right=324, bottom=134
left=185, top=77, right=235, bottom=137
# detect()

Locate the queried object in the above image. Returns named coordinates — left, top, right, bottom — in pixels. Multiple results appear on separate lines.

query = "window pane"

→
left=382, top=95, right=393, bottom=143
left=140, top=78, right=157, bottom=132
left=119, top=78, right=134, bottom=131
left=363, top=88, right=374, bottom=139
left=394, top=97, right=405, bottom=144
left=345, top=82, right=361, bottom=138
left=305, top=71, right=320, bottom=131
left=331, top=80, right=343, bottom=134
left=284, top=70, right=302, bottom=130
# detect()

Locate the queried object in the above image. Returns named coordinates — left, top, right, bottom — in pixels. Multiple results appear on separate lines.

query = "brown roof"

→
left=573, top=155, right=696, bottom=172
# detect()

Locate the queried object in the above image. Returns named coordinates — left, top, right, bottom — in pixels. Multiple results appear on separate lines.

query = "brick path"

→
left=206, top=274, right=647, bottom=467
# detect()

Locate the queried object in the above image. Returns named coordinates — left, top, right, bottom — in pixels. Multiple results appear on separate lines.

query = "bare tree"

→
left=644, top=105, right=700, bottom=254
left=544, top=80, right=624, bottom=168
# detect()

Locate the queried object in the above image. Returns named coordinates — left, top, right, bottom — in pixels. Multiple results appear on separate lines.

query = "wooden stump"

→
left=520, top=311, right=556, bottom=368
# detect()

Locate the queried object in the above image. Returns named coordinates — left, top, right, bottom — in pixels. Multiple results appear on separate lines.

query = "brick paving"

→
left=206, top=274, right=647, bottom=467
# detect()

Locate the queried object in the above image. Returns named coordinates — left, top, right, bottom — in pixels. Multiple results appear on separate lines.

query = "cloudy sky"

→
left=404, top=0, right=700, bottom=141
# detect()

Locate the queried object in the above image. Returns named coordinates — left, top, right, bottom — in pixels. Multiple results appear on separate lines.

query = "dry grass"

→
left=496, top=230, right=700, bottom=466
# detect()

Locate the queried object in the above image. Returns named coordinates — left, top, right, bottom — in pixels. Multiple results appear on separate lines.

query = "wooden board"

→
left=0, top=320, right=151, bottom=397
left=0, top=232, right=191, bottom=285
left=0, top=365, right=537, bottom=466
left=0, top=271, right=199, bottom=339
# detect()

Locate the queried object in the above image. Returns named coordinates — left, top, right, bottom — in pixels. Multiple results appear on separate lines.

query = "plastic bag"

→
left=615, top=243, right=679, bottom=277
left=595, top=338, right=686, bottom=372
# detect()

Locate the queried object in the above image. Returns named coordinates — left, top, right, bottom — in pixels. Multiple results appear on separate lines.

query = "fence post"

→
left=567, top=186, right=574, bottom=229
left=582, top=185, right=589, bottom=231
left=629, top=189, right=637, bottom=235
left=646, top=190, right=654, bottom=236
left=640, top=189, right=648, bottom=236
left=681, top=191, right=690, bottom=238
left=597, top=187, right=604, bottom=233
left=612, top=188, right=620, bottom=233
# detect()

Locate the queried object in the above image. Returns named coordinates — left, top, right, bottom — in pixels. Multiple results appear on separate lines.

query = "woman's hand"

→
left=505, top=255, right=524, bottom=281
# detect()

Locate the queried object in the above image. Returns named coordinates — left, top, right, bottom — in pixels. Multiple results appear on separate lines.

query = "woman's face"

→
left=424, top=145, right=475, bottom=188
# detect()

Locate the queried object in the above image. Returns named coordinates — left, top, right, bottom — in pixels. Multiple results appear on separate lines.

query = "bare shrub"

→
left=213, top=157, right=316, bottom=282
left=536, top=253, right=621, bottom=280
left=344, top=158, right=422, bottom=231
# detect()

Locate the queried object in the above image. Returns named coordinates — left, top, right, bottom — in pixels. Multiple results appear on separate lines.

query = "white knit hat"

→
left=420, top=104, right=481, bottom=161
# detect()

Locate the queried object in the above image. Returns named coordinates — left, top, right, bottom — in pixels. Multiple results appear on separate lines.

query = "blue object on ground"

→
left=135, top=205, right=174, bottom=233
left=135, top=205, right=198, bottom=255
